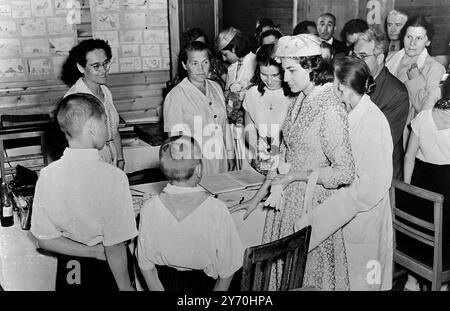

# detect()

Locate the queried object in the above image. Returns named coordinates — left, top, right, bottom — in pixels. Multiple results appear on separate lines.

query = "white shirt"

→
left=31, top=148, right=138, bottom=246
left=412, top=109, right=450, bottom=165
left=136, top=184, right=244, bottom=279
left=225, top=52, right=256, bottom=91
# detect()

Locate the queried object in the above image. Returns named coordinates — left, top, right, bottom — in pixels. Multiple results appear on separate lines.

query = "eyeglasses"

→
left=351, top=51, right=375, bottom=60
left=88, top=59, right=111, bottom=71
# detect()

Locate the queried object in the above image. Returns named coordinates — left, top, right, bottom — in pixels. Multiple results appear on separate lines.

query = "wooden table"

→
left=0, top=181, right=267, bottom=290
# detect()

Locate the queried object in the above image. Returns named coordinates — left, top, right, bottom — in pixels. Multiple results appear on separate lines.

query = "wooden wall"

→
left=0, top=0, right=169, bottom=118
left=222, top=0, right=294, bottom=36
left=395, top=0, right=450, bottom=56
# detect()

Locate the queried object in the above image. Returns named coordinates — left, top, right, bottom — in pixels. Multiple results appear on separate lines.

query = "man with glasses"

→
left=353, top=29, right=409, bottom=180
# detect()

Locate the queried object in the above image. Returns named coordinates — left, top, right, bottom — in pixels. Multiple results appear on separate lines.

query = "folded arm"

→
left=37, top=236, right=105, bottom=260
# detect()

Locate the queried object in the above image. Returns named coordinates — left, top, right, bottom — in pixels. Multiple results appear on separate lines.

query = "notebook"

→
left=199, top=169, right=266, bottom=195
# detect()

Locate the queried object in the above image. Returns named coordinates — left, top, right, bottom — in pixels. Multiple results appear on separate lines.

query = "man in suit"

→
left=317, top=13, right=348, bottom=57
left=353, top=29, right=409, bottom=180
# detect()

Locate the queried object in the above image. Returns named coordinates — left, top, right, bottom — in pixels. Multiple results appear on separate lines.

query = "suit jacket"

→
left=370, top=66, right=409, bottom=180
left=331, top=37, right=348, bottom=58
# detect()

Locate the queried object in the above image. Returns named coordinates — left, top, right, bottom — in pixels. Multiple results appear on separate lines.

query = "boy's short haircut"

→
left=56, top=93, right=105, bottom=140
left=159, top=135, right=203, bottom=182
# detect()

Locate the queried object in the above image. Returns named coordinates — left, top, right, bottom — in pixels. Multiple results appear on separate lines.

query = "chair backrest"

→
left=240, top=225, right=311, bottom=291
left=389, top=179, right=445, bottom=289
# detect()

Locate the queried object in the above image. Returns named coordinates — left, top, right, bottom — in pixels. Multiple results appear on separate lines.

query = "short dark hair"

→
left=318, top=13, right=336, bottom=25
left=334, top=56, right=376, bottom=95
left=251, top=44, right=292, bottom=96
left=159, top=135, right=202, bottom=182
left=255, top=18, right=277, bottom=37
left=293, top=21, right=317, bottom=35
left=223, top=31, right=253, bottom=58
left=341, top=19, right=369, bottom=38
left=178, top=41, right=211, bottom=80
left=259, top=29, right=283, bottom=46
left=180, top=27, right=207, bottom=51
left=291, top=55, right=334, bottom=86
left=401, top=15, right=435, bottom=42
left=56, top=93, right=105, bottom=139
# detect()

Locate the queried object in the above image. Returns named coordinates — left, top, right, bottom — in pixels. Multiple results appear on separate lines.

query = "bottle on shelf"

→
left=1, top=182, right=14, bottom=227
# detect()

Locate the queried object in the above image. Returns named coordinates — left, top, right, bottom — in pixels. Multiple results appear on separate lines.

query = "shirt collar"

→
left=62, top=147, right=101, bottom=161
left=348, top=94, right=371, bottom=126
left=162, top=183, right=205, bottom=194
left=416, top=48, right=429, bottom=69
left=326, top=37, right=334, bottom=45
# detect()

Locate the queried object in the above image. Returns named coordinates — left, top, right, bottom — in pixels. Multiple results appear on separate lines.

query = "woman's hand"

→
left=407, top=63, right=422, bottom=80
left=270, top=172, right=295, bottom=188
left=229, top=198, right=262, bottom=220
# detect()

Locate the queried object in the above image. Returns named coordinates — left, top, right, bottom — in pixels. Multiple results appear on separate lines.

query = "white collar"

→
left=386, top=48, right=429, bottom=74
left=326, top=37, right=334, bottom=45
left=162, top=183, right=205, bottom=194
left=62, top=147, right=101, bottom=161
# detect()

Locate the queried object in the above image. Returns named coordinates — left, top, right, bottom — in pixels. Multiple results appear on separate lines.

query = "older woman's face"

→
left=78, top=48, right=110, bottom=85
left=260, top=64, right=282, bottom=90
left=387, top=14, right=407, bottom=41
left=404, top=26, right=430, bottom=58
left=281, top=58, right=311, bottom=93
left=333, top=74, right=353, bottom=110
left=183, top=49, right=210, bottom=84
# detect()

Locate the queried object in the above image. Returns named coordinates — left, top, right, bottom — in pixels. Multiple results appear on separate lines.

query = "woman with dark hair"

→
left=64, top=39, right=124, bottom=169
left=242, top=44, right=294, bottom=175
left=341, top=19, right=369, bottom=47
left=231, top=34, right=355, bottom=290
left=295, top=56, right=394, bottom=290
left=163, top=41, right=234, bottom=177
left=401, top=75, right=450, bottom=291
left=292, top=21, right=317, bottom=36
left=215, top=27, right=256, bottom=125
left=259, top=29, right=283, bottom=47
left=386, top=16, right=445, bottom=114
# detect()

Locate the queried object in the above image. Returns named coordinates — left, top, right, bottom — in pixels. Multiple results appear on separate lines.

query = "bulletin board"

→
left=0, top=0, right=171, bottom=84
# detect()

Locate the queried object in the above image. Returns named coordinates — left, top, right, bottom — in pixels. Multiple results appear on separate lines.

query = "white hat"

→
left=214, top=27, right=239, bottom=52
left=273, top=34, right=322, bottom=58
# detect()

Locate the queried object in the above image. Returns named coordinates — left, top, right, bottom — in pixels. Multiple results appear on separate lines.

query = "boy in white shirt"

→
left=31, top=93, right=138, bottom=291
left=137, top=135, right=244, bottom=291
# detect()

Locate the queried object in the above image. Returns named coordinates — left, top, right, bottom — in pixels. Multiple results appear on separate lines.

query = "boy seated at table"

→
left=136, top=135, right=244, bottom=291
left=30, top=93, right=138, bottom=291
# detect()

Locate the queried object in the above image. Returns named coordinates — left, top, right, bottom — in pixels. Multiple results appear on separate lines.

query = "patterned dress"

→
left=262, top=83, right=355, bottom=291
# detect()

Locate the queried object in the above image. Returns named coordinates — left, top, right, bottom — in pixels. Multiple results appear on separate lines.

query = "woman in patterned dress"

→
left=64, top=39, right=124, bottom=169
left=231, top=34, right=355, bottom=290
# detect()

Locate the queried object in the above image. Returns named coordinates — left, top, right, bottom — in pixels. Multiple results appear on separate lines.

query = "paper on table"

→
left=199, top=169, right=266, bottom=195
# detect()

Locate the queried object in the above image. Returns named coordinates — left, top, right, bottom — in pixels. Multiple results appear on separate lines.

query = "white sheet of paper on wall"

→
left=27, top=58, right=52, bottom=77
left=148, top=2, right=166, bottom=10
left=120, top=30, right=142, bottom=44
left=160, top=44, right=169, bottom=57
left=52, top=56, right=66, bottom=78
left=149, top=10, right=168, bottom=27
left=143, top=29, right=164, bottom=44
left=22, top=39, right=50, bottom=57
left=119, top=57, right=141, bottom=72
left=0, top=4, right=12, bottom=16
left=94, top=0, right=120, bottom=12
left=0, top=38, right=21, bottom=57
left=123, top=12, right=147, bottom=29
left=142, top=57, right=161, bottom=71
left=11, top=1, right=31, bottom=18
left=162, top=57, right=170, bottom=70
left=31, top=0, right=52, bottom=17
left=0, top=20, right=17, bottom=37
left=123, top=0, right=148, bottom=10
left=93, top=30, right=119, bottom=48
left=121, top=44, right=139, bottom=57
left=141, top=44, right=160, bottom=57
left=95, top=13, right=120, bottom=30
left=0, top=59, right=24, bottom=78
left=49, top=37, right=75, bottom=56
left=47, top=17, right=75, bottom=35
left=20, top=18, right=46, bottom=37
left=54, top=0, right=71, bottom=15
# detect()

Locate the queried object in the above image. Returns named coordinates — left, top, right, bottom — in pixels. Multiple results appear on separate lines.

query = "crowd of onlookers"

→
left=29, top=9, right=449, bottom=291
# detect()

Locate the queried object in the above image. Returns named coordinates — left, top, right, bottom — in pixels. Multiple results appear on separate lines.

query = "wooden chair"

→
left=240, top=225, right=311, bottom=291
left=390, top=179, right=450, bottom=290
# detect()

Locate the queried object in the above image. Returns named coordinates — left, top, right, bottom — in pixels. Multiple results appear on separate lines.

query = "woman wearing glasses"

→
left=64, top=39, right=124, bottom=169
left=242, top=44, right=294, bottom=175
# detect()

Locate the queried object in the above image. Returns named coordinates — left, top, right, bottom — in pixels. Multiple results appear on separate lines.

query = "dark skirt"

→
left=56, top=247, right=135, bottom=291
left=396, top=159, right=450, bottom=265
left=155, top=265, right=216, bottom=291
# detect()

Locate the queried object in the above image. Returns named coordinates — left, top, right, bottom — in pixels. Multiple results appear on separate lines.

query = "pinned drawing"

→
left=148, top=10, right=168, bottom=27
left=142, top=57, right=161, bottom=71
left=120, top=57, right=141, bottom=72
left=123, top=12, right=147, bottom=29
left=0, top=4, right=12, bottom=16
left=120, top=30, right=142, bottom=44
left=123, top=0, right=148, bottom=11
left=31, top=0, right=52, bottom=17
left=141, top=44, right=159, bottom=57
left=143, top=29, right=165, bottom=44
left=0, top=21, right=17, bottom=37
left=47, top=17, right=75, bottom=35
left=11, top=1, right=32, bottom=18
left=95, top=13, right=120, bottom=30
left=54, top=0, right=71, bottom=14
left=49, top=37, right=75, bottom=56
left=0, top=38, right=21, bottom=57
left=162, top=57, right=170, bottom=70
left=28, top=58, right=52, bottom=77
left=0, top=58, right=25, bottom=78
left=148, top=0, right=166, bottom=10
left=121, top=44, right=139, bottom=57
left=93, top=30, right=119, bottom=47
left=160, top=44, right=169, bottom=57
left=22, top=39, right=50, bottom=57
left=20, top=18, right=46, bottom=37
left=94, top=0, right=120, bottom=12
